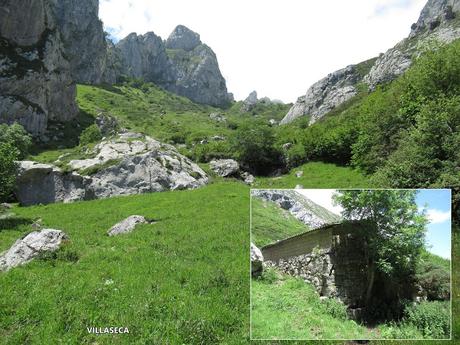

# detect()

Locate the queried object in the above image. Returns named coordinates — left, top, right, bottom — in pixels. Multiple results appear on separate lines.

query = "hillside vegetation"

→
left=251, top=197, right=309, bottom=248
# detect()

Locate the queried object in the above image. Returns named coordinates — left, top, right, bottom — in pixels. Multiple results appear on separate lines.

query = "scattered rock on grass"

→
left=107, top=215, right=150, bottom=236
left=251, top=242, right=264, bottom=277
left=210, top=159, right=240, bottom=177
left=0, top=229, right=69, bottom=271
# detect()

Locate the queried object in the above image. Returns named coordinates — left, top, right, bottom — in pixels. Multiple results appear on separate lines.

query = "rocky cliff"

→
left=49, top=0, right=115, bottom=84
left=0, top=0, right=78, bottom=135
left=252, top=190, right=341, bottom=228
left=115, top=25, right=232, bottom=107
left=281, top=0, right=460, bottom=125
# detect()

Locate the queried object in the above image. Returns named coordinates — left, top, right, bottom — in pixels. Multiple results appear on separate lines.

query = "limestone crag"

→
left=241, top=91, right=258, bottom=112
left=281, top=0, right=460, bottom=125
left=114, top=25, right=232, bottom=107
left=0, top=229, right=69, bottom=271
left=252, top=190, right=341, bottom=228
left=281, top=66, right=361, bottom=125
left=15, top=161, right=93, bottom=206
left=49, top=0, right=114, bottom=84
left=116, top=32, right=175, bottom=84
left=364, top=0, right=460, bottom=89
left=15, top=132, right=209, bottom=205
left=0, top=0, right=78, bottom=135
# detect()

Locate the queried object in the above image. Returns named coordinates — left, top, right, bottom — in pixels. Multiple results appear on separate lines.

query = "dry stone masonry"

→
left=262, top=222, right=369, bottom=310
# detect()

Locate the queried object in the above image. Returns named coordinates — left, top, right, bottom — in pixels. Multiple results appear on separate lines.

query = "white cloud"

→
left=296, top=189, right=343, bottom=216
left=99, top=0, right=426, bottom=102
left=426, top=209, right=451, bottom=224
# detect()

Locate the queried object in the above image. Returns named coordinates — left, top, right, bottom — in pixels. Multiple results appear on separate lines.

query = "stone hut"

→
left=262, top=221, right=370, bottom=311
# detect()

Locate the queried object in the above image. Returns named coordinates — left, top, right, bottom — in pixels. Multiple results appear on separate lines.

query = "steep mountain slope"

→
left=281, top=0, right=460, bottom=125
left=252, top=189, right=341, bottom=229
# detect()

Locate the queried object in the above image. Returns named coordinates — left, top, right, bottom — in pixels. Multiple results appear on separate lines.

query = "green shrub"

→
left=404, top=301, right=450, bottom=338
left=321, top=298, right=348, bottom=321
left=258, top=267, right=281, bottom=284
left=0, top=142, right=19, bottom=202
left=231, top=121, right=283, bottom=175
left=0, top=122, right=32, bottom=159
left=79, top=124, right=102, bottom=146
left=416, top=252, right=450, bottom=301
left=191, top=141, right=233, bottom=163
left=378, top=321, right=423, bottom=339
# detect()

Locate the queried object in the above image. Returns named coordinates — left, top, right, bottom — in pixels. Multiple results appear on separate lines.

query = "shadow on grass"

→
left=0, top=217, right=33, bottom=232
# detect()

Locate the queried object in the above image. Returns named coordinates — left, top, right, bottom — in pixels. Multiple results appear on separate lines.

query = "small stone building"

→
left=262, top=221, right=370, bottom=310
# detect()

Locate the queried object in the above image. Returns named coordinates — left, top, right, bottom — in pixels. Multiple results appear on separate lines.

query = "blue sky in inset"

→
left=416, top=189, right=451, bottom=259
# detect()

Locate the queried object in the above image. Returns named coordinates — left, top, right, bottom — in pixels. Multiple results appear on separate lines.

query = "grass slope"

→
left=254, top=162, right=371, bottom=189
left=251, top=197, right=309, bottom=248
left=0, top=182, right=249, bottom=344
left=251, top=275, right=376, bottom=340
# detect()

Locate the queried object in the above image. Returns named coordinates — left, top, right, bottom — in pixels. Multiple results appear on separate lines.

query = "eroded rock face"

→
left=241, top=91, right=258, bottom=112
left=281, top=0, right=460, bottom=125
left=49, top=0, right=114, bottom=84
left=280, top=65, right=360, bottom=125
left=114, top=25, right=231, bottom=107
left=15, top=133, right=209, bottom=205
left=364, top=0, right=460, bottom=89
left=0, top=0, right=78, bottom=135
left=0, top=229, right=68, bottom=271
left=116, top=32, right=175, bottom=84
left=15, top=161, right=92, bottom=206
left=107, top=215, right=148, bottom=236
left=165, top=25, right=201, bottom=51
left=251, top=242, right=264, bottom=277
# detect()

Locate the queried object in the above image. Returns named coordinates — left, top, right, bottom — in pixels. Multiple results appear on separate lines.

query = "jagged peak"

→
left=410, top=0, right=460, bottom=36
left=165, top=25, right=201, bottom=51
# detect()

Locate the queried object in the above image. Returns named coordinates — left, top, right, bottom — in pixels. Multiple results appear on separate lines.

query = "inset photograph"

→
left=250, top=189, right=451, bottom=341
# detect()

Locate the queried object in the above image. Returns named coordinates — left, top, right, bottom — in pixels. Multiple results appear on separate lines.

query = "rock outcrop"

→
left=209, top=159, right=255, bottom=184
left=281, top=0, right=460, bottom=125
left=0, top=0, right=78, bottom=135
left=107, top=215, right=149, bottom=236
left=364, top=0, right=460, bottom=89
left=15, top=161, right=92, bottom=206
left=252, top=190, right=341, bottom=228
left=0, top=229, right=68, bottom=271
left=241, top=91, right=258, bottom=112
left=280, top=65, right=361, bottom=125
left=116, top=32, right=175, bottom=85
left=49, top=0, right=114, bottom=84
left=15, top=132, right=209, bottom=205
left=114, top=25, right=232, bottom=107
left=251, top=242, right=264, bottom=277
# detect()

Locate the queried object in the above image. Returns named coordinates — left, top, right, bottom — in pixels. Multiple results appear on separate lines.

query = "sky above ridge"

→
left=297, top=189, right=452, bottom=259
left=100, top=0, right=427, bottom=103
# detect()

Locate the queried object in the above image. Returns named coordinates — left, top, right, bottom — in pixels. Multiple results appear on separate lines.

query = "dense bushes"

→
left=278, top=39, right=460, bottom=188
left=403, top=301, right=450, bottom=338
left=415, top=251, right=450, bottom=301
left=0, top=123, right=32, bottom=160
left=231, top=121, right=283, bottom=175
left=0, top=123, right=31, bottom=202
left=0, top=142, right=19, bottom=202
left=79, top=124, right=102, bottom=146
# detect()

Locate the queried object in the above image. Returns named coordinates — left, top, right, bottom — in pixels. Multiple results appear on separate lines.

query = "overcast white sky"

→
left=100, top=0, right=427, bottom=103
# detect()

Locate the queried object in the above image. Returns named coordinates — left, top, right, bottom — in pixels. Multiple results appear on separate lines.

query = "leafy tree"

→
left=333, top=190, right=427, bottom=306
left=0, top=123, right=32, bottom=159
left=231, top=121, right=282, bottom=175
left=0, top=142, right=19, bottom=202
